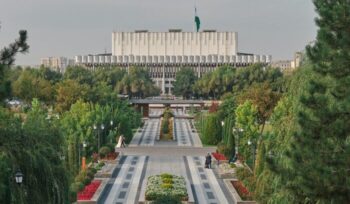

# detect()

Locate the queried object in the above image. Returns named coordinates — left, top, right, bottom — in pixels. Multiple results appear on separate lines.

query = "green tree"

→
left=0, top=99, right=69, bottom=204
left=281, top=1, right=350, bottom=203
left=235, top=101, right=259, bottom=165
left=12, top=69, right=54, bottom=103
left=237, top=82, right=281, bottom=134
left=55, top=79, right=89, bottom=113
left=254, top=65, right=315, bottom=204
left=64, top=66, right=94, bottom=85
left=173, top=68, right=197, bottom=99
left=202, top=113, right=222, bottom=145
left=0, top=30, right=29, bottom=102
left=115, top=67, right=160, bottom=98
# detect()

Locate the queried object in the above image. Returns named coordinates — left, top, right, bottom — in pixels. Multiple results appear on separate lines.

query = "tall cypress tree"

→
left=286, top=0, right=350, bottom=203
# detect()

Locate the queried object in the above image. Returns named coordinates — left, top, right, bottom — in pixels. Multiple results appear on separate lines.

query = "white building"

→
left=75, top=30, right=272, bottom=94
left=40, top=57, right=73, bottom=73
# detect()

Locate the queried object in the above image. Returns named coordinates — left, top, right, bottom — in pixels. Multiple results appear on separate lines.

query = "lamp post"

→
left=15, top=170, right=23, bottom=185
left=82, top=141, right=87, bottom=170
left=101, top=124, right=105, bottom=146
left=233, top=127, right=243, bottom=158
left=247, top=139, right=256, bottom=169
left=93, top=124, right=99, bottom=151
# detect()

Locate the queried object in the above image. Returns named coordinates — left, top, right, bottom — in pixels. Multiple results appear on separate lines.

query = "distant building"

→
left=271, top=60, right=292, bottom=69
left=40, top=57, right=73, bottom=73
left=272, top=51, right=304, bottom=70
left=75, top=30, right=271, bottom=94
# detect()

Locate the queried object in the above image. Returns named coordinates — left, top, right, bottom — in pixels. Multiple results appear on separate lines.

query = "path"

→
left=99, top=109, right=233, bottom=204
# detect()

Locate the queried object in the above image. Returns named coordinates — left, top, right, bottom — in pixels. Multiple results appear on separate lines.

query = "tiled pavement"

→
left=100, top=109, right=233, bottom=204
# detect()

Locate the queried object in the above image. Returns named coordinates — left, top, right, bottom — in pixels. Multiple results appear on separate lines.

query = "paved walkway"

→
left=99, top=109, right=233, bottom=204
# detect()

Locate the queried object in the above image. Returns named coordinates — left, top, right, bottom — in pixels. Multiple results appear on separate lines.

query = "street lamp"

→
left=233, top=127, right=243, bottom=157
left=15, top=170, right=23, bottom=185
left=221, top=121, right=224, bottom=127
left=110, top=120, right=113, bottom=126
left=247, top=139, right=256, bottom=169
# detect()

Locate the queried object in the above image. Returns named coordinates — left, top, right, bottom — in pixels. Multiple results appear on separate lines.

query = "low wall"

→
left=223, top=179, right=257, bottom=204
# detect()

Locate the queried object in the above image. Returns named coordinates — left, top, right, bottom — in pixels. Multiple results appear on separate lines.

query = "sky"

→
left=0, top=0, right=317, bottom=66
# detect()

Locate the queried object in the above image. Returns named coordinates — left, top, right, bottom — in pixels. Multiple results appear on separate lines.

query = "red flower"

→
left=77, top=180, right=101, bottom=200
left=212, top=152, right=227, bottom=161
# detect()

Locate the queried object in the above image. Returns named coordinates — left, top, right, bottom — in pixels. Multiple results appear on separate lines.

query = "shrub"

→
left=160, top=173, right=173, bottom=179
left=162, top=177, right=174, bottom=184
left=236, top=167, right=255, bottom=193
left=161, top=183, right=173, bottom=189
left=202, top=113, right=222, bottom=145
left=152, top=195, right=182, bottom=204
left=99, top=146, right=111, bottom=158
left=75, top=170, right=87, bottom=183
left=217, top=142, right=232, bottom=158
left=146, top=174, right=187, bottom=201
left=162, top=119, right=169, bottom=134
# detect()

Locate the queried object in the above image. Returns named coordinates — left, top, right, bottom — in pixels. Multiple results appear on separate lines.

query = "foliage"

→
left=64, top=66, right=94, bottom=86
left=173, top=68, right=197, bottom=99
left=216, top=142, right=231, bottom=159
left=236, top=167, right=255, bottom=194
left=0, top=30, right=29, bottom=102
left=193, top=64, right=283, bottom=99
left=12, top=69, right=54, bottom=103
left=152, top=195, right=182, bottom=204
left=232, top=180, right=253, bottom=201
left=202, top=113, right=222, bottom=145
left=235, top=101, right=259, bottom=163
left=98, top=146, right=111, bottom=158
left=145, top=174, right=187, bottom=201
left=217, top=93, right=236, bottom=120
left=115, top=67, right=160, bottom=98
left=280, top=1, right=350, bottom=203
left=0, top=30, right=29, bottom=66
left=237, top=82, right=281, bottom=134
left=0, top=100, right=69, bottom=204
left=222, top=116, right=235, bottom=157
left=55, top=80, right=89, bottom=113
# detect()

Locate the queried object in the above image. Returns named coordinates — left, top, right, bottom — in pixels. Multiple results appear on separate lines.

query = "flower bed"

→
left=145, top=173, right=188, bottom=201
left=212, top=152, right=227, bottom=161
left=231, top=180, right=253, bottom=201
left=77, top=180, right=101, bottom=200
left=216, top=163, right=236, bottom=178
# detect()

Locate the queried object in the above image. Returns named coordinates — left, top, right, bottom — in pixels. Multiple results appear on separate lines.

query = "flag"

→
left=194, top=7, right=200, bottom=32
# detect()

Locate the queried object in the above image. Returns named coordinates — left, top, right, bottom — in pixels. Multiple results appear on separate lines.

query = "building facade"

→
left=75, top=30, right=271, bottom=94
left=40, top=57, right=73, bottom=73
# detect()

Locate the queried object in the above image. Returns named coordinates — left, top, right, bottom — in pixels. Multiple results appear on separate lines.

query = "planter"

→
left=77, top=180, right=101, bottom=202
left=223, top=179, right=257, bottom=204
left=215, top=163, right=236, bottom=179
left=145, top=174, right=188, bottom=202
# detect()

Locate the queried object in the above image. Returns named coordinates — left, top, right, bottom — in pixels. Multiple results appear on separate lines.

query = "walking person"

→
left=205, top=156, right=209, bottom=168
left=207, top=153, right=212, bottom=169
left=121, top=135, right=126, bottom=148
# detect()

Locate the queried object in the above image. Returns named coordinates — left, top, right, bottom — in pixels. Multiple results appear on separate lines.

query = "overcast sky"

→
left=0, top=0, right=317, bottom=66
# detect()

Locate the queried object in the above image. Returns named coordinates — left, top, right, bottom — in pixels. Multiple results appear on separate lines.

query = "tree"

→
left=0, top=30, right=29, bottom=102
left=0, top=99, right=69, bottom=204
left=173, top=68, right=197, bottom=99
left=217, top=93, right=236, bottom=120
left=64, top=66, right=94, bottom=86
left=235, top=101, right=259, bottom=164
left=202, top=113, right=222, bottom=145
left=115, top=67, right=160, bottom=98
left=55, top=79, right=89, bottom=113
left=282, top=0, right=350, bottom=203
left=0, top=30, right=29, bottom=66
left=254, top=65, right=316, bottom=204
left=12, top=69, right=53, bottom=103
left=237, top=82, right=281, bottom=134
